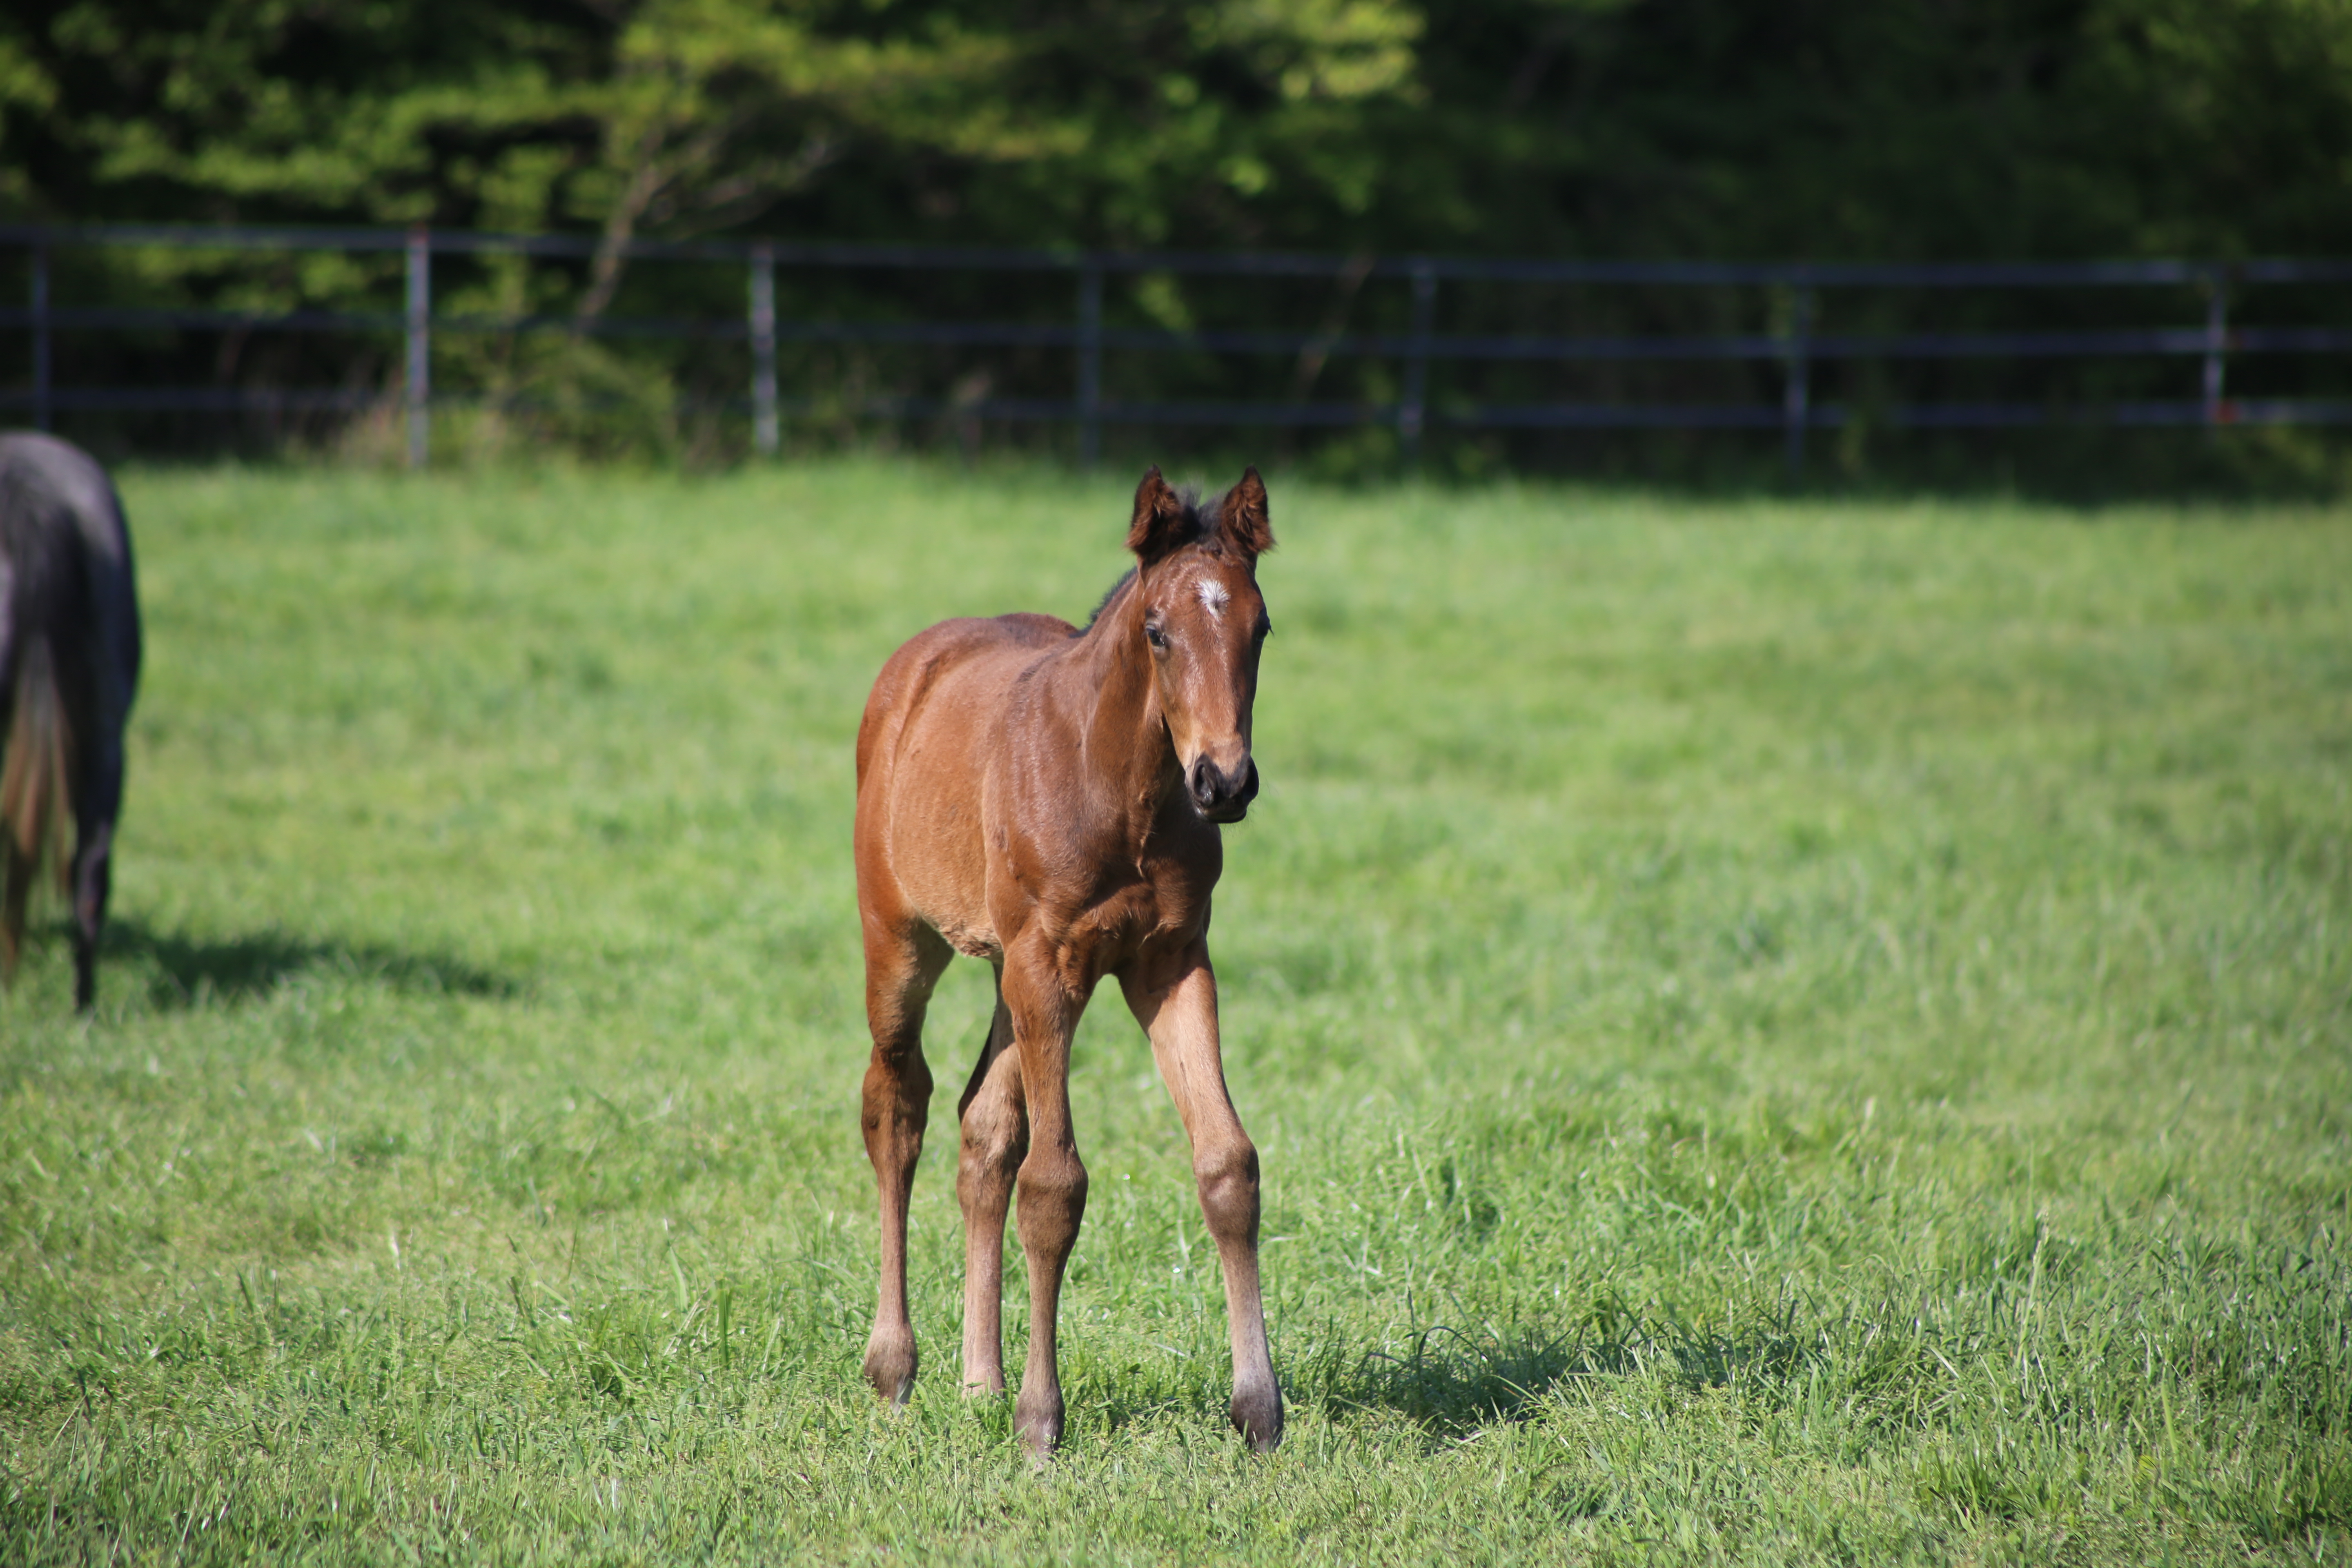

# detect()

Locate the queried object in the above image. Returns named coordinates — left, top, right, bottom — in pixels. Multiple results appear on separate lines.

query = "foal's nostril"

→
left=1187, top=756, right=1257, bottom=818
left=1194, top=756, right=1250, bottom=807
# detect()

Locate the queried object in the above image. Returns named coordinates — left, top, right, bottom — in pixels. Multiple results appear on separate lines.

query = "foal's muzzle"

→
left=1189, top=755, right=1260, bottom=823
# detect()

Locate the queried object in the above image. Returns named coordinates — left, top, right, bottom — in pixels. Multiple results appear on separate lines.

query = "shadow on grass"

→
left=1073, top=1301, right=1817, bottom=1446
left=102, top=917, right=516, bottom=1010
left=1334, top=1307, right=1809, bottom=1437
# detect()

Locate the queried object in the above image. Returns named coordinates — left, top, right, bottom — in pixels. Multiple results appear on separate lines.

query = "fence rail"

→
left=8, top=221, right=2352, bottom=472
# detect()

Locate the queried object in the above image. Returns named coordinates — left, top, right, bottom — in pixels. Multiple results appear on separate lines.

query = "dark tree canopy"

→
left=7, top=0, right=2349, bottom=261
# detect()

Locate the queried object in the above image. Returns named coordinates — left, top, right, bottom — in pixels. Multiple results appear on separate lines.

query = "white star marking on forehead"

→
left=1197, top=577, right=1229, bottom=617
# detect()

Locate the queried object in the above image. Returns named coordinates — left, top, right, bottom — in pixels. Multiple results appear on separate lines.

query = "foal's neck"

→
left=1074, top=583, right=1180, bottom=822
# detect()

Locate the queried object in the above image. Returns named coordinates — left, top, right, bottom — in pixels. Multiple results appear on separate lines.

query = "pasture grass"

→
left=1, top=457, right=2346, bottom=1565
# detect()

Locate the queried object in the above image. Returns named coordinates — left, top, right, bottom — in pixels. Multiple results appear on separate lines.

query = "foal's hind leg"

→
left=956, top=973, right=1025, bottom=1393
left=1120, top=940, right=1284, bottom=1452
left=860, top=919, right=949, bottom=1405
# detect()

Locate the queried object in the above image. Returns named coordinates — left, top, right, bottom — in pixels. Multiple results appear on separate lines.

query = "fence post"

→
left=1783, top=285, right=1815, bottom=481
left=1076, top=260, right=1103, bottom=470
left=750, top=243, right=779, bottom=457
left=404, top=225, right=430, bottom=470
left=2202, top=267, right=2230, bottom=431
left=1400, top=261, right=1437, bottom=471
left=30, top=239, right=51, bottom=433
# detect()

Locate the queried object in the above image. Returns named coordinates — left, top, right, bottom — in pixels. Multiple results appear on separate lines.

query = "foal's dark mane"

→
left=1077, top=483, right=1214, bottom=634
left=1078, top=570, right=1134, bottom=634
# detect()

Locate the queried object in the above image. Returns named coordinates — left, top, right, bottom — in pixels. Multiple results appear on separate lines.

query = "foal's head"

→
left=1124, top=467, right=1275, bottom=823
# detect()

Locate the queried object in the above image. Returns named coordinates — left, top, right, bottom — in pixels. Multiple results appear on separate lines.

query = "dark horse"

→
left=0, top=433, right=141, bottom=1011
left=854, top=467, right=1280, bottom=1455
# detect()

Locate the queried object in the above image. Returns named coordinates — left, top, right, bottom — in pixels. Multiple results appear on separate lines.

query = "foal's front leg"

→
left=1002, top=943, right=1087, bottom=1454
left=1120, top=941, right=1284, bottom=1452
left=859, top=923, right=947, bottom=1405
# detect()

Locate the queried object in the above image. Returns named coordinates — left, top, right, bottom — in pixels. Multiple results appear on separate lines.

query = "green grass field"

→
left=1, top=460, right=2346, bottom=1565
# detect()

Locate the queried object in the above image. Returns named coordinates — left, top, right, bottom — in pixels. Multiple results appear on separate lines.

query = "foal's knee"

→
left=860, top=1049, right=933, bottom=1156
left=1016, top=1149, right=1088, bottom=1249
left=1193, top=1137, right=1261, bottom=1244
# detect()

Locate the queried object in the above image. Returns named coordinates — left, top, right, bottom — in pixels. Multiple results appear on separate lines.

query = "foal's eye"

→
left=1144, top=624, right=1167, bottom=650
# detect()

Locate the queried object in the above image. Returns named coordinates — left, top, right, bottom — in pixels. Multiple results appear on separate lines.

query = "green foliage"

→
left=12, top=1, right=2352, bottom=256
left=0, top=461, right=2345, bottom=1562
left=0, top=0, right=1433, bottom=247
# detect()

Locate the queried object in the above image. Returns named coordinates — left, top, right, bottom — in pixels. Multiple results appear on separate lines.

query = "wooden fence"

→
left=7, top=222, right=2351, bottom=473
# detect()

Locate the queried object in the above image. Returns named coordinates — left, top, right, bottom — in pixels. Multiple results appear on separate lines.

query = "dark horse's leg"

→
left=956, top=969, right=1025, bottom=1394
left=859, top=916, right=948, bottom=1405
left=68, top=723, right=122, bottom=1013
left=1120, top=940, right=1283, bottom=1452
left=1002, top=937, right=1088, bottom=1454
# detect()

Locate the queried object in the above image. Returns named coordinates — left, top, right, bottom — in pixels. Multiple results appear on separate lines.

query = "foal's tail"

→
left=1, top=637, right=74, bottom=976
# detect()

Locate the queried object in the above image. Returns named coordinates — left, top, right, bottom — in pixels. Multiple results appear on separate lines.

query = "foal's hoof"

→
left=1230, top=1384, right=1284, bottom=1454
left=1014, top=1392, right=1064, bottom=1457
left=862, top=1335, right=918, bottom=1407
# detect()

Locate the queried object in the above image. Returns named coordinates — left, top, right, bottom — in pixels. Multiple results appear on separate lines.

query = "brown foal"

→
left=852, top=466, right=1281, bottom=1455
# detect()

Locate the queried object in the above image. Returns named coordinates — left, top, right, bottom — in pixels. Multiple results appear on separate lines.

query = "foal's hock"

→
left=0, top=432, right=140, bottom=1012
left=852, top=466, right=1281, bottom=1455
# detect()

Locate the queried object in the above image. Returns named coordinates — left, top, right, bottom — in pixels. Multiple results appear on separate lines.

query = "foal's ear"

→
left=1127, top=466, right=1192, bottom=564
left=1220, top=466, right=1275, bottom=560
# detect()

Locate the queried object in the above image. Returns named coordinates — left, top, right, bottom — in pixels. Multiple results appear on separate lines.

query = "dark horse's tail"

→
left=2, top=633, right=75, bottom=960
